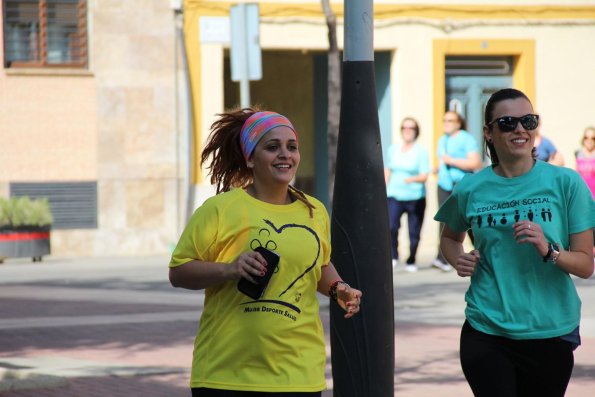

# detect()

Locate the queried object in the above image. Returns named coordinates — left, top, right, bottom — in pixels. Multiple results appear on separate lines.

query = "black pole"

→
left=329, top=1, right=394, bottom=396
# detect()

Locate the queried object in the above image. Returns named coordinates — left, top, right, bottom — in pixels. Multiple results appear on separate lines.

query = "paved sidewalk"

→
left=0, top=254, right=593, bottom=396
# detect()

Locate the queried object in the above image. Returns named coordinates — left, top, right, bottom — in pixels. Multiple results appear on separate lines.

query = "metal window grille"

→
left=10, top=181, right=98, bottom=229
left=446, top=56, right=513, bottom=76
left=3, top=0, right=88, bottom=68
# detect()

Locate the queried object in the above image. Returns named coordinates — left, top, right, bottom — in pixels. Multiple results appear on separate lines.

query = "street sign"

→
left=230, top=3, right=262, bottom=82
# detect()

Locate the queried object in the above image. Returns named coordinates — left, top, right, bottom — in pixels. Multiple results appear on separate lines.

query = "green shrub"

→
left=0, top=197, right=53, bottom=228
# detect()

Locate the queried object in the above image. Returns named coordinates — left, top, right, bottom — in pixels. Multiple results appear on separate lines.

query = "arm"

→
left=169, top=251, right=268, bottom=290
left=440, top=224, right=480, bottom=277
left=513, top=222, right=593, bottom=279
left=317, top=262, right=362, bottom=318
left=554, top=230, right=593, bottom=278
left=406, top=148, right=430, bottom=183
left=405, top=173, right=429, bottom=184
left=548, top=150, right=565, bottom=166
left=442, top=151, right=482, bottom=172
left=384, top=168, right=391, bottom=184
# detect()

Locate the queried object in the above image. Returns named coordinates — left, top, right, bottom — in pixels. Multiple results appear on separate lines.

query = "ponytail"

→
left=201, top=108, right=258, bottom=193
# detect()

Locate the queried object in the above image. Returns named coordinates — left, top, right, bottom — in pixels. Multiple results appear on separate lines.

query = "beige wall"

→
left=533, top=26, right=595, bottom=165
left=1, top=1, right=182, bottom=257
left=88, top=0, right=180, bottom=256
left=0, top=72, right=97, bottom=181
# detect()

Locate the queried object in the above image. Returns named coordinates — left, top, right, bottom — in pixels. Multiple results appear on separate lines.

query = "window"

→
left=3, top=0, right=87, bottom=68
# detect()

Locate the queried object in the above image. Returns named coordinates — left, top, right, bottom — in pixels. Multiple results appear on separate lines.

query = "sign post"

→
left=230, top=3, right=262, bottom=108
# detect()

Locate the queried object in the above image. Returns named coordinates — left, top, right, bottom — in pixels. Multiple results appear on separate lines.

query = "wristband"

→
left=328, top=279, right=349, bottom=301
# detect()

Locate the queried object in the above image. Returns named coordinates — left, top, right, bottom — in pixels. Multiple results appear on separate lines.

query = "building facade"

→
left=1, top=0, right=594, bottom=257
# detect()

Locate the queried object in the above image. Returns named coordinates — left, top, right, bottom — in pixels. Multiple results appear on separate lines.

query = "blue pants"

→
left=387, top=197, right=426, bottom=263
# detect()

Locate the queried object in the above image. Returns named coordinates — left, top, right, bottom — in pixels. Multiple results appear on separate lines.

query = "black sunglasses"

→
left=487, top=114, right=539, bottom=132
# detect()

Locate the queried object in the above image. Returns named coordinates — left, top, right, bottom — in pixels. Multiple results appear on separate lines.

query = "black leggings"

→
left=460, top=321, right=574, bottom=397
left=192, top=389, right=321, bottom=397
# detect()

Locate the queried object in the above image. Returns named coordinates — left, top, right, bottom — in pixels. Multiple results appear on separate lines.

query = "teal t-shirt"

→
left=436, top=130, right=480, bottom=191
left=435, top=161, right=595, bottom=339
left=385, top=142, right=430, bottom=201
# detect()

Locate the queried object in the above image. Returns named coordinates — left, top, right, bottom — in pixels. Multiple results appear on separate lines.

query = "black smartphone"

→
left=237, top=246, right=280, bottom=300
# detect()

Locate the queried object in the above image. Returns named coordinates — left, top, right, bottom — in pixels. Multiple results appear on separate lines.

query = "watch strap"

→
left=543, top=242, right=560, bottom=262
left=543, top=242, right=554, bottom=262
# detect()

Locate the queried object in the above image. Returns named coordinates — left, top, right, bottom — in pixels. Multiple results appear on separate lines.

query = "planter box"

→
left=0, top=226, right=51, bottom=262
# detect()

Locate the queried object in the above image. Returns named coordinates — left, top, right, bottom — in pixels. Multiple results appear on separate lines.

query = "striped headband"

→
left=239, top=111, right=298, bottom=161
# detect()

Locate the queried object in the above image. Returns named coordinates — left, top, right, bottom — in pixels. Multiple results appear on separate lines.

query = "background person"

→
left=435, top=88, right=595, bottom=397
left=534, top=127, right=565, bottom=166
left=575, top=125, right=595, bottom=260
left=385, top=117, right=430, bottom=272
left=575, top=125, right=595, bottom=198
left=433, top=110, right=482, bottom=271
left=169, top=109, right=362, bottom=397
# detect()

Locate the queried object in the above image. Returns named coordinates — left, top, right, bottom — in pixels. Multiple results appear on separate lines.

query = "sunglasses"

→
left=487, top=114, right=539, bottom=132
left=584, top=136, right=595, bottom=141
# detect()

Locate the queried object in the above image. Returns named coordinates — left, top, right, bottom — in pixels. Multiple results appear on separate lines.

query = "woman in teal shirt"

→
left=433, top=111, right=482, bottom=271
left=385, top=117, right=430, bottom=272
left=435, top=88, right=594, bottom=397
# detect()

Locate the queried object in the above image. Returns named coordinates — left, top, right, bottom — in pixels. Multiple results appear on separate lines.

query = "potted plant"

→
left=0, top=196, right=53, bottom=263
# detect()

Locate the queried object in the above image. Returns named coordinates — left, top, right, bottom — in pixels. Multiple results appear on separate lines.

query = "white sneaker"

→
left=404, top=264, right=418, bottom=273
left=431, top=259, right=452, bottom=272
left=392, top=259, right=400, bottom=268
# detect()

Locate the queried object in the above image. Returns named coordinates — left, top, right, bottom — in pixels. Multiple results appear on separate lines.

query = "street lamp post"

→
left=329, top=0, right=395, bottom=396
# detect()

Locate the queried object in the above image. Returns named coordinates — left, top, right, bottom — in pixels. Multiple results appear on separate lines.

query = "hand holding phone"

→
left=237, top=246, right=280, bottom=300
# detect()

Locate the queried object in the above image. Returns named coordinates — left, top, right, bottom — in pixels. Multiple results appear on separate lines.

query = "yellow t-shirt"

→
left=170, top=188, right=331, bottom=392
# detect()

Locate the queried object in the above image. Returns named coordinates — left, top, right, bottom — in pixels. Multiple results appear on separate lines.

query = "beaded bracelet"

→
left=328, top=279, right=349, bottom=301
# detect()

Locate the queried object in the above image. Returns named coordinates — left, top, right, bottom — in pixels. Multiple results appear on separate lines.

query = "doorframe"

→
left=432, top=39, right=535, bottom=164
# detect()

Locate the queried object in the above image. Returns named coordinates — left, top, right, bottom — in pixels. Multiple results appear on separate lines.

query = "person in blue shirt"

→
left=534, top=128, right=565, bottom=166
left=385, top=117, right=430, bottom=272
left=432, top=111, right=482, bottom=271
left=435, top=88, right=595, bottom=397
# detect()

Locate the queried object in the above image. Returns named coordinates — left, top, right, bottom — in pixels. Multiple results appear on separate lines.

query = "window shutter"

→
left=3, top=0, right=88, bottom=68
left=10, top=182, right=98, bottom=230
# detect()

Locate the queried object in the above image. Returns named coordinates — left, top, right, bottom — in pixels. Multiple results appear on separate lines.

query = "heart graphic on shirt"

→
left=262, top=219, right=321, bottom=298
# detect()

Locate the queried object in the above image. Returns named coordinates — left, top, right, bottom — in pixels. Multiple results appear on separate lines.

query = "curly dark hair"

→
left=201, top=107, right=256, bottom=193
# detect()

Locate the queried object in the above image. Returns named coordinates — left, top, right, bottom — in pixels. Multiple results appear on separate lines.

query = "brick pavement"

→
left=0, top=256, right=594, bottom=396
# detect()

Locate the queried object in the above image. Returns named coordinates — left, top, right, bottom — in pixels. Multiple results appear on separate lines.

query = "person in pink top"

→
left=575, top=126, right=595, bottom=198
left=575, top=125, right=595, bottom=259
